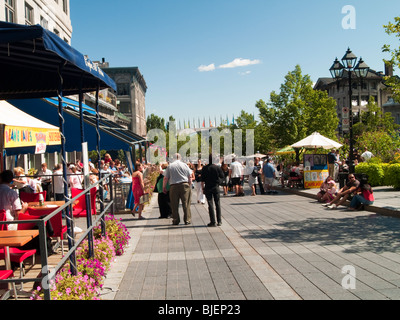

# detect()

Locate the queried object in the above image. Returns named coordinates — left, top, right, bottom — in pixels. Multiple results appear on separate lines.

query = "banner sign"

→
left=4, top=125, right=61, bottom=148
left=303, top=154, right=329, bottom=189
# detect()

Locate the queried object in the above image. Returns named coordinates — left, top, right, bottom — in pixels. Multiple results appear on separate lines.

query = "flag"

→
left=227, top=115, right=230, bottom=126
left=203, top=118, right=205, bottom=127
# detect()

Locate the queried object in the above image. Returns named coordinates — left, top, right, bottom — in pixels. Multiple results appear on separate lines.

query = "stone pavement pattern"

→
left=101, top=186, right=400, bottom=300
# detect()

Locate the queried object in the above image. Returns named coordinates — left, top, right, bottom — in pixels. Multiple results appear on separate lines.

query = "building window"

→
left=40, top=16, right=49, bottom=29
left=119, top=102, right=130, bottom=113
left=62, top=0, right=68, bottom=14
left=53, top=29, right=60, bottom=37
left=117, top=83, right=130, bottom=96
left=361, top=82, right=367, bottom=90
left=25, top=3, right=34, bottom=25
left=5, top=0, right=15, bottom=23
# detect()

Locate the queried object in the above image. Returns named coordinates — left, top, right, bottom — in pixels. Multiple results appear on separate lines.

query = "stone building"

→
left=314, top=63, right=398, bottom=131
left=98, top=60, right=148, bottom=137
left=0, top=0, right=72, bottom=43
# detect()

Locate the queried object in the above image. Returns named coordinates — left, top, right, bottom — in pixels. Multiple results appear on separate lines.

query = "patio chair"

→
left=0, top=213, right=37, bottom=289
left=28, top=207, right=67, bottom=255
left=0, top=209, right=7, bottom=231
left=71, top=187, right=97, bottom=218
left=0, top=270, right=17, bottom=300
left=19, top=191, right=47, bottom=203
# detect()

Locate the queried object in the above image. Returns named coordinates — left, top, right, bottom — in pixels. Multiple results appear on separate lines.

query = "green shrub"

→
left=355, top=163, right=384, bottom=186
left=384, top=164, right=400, bottom=189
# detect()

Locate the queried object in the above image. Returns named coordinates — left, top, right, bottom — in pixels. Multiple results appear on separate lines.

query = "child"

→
left=317, top=176, right=333, bottom=202
left=321, top=180, right=337, bottom=203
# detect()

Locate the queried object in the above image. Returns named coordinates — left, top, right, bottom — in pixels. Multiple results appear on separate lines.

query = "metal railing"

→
left=0, top=173, right=114, bottom=300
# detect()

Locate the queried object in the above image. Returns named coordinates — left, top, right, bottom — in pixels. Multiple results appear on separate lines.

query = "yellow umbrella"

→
left=276, top=146, right=296, bottom=155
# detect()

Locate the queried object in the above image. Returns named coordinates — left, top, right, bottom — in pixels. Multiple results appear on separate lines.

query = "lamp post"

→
left=329, top=48, right=369, bottom=174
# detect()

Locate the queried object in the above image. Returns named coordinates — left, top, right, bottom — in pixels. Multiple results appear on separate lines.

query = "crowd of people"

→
left=150, top=154, right=309, bottom=227
left=319, top=173, right=375, bottom=210
left=1, top=149, right=376, bottom=233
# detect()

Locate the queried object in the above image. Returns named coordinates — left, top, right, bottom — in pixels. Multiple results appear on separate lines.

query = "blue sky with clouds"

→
left=70, top=0, right=400, bottom=126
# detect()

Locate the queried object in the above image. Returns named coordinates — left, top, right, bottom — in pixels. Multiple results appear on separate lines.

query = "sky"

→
left=70, top=0, right=400, bottom=127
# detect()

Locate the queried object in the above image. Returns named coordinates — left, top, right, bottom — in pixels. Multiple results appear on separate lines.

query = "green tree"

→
left=256, top=65, right=338, bottom=161
left=146, top=113, right=165, bottom=131
left=382, top=16, right=400, bottom=102
left=353, top=97, right=400, bottom=162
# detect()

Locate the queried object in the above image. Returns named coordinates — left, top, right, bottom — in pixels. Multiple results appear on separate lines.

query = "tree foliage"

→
left=146, top=113, right=165, bottom=131
left=256, top=65, right=338, bottom=159
left=382, top=16, right=400, bottom=102
left=353, top=97, right=400, bottom=162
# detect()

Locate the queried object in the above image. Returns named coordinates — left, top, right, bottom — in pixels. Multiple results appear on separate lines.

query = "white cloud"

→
left=218, top=58, right=261, bottom=69
left=197, top=58, right=261, bottom=73
left=239, top=71, right=251, bottom=75
left=198, top=63, right=216, bottom=72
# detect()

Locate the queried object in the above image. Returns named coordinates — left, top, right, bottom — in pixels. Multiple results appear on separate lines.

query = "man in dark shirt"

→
left=201, top=155, right=225, bottom=227
left=327, top=149, right=337, bottom=178
left=322, top=174, right=360, bottom=209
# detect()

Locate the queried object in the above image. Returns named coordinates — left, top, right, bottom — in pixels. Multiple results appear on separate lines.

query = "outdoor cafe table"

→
left=0, top=230, right=39, bottom=300
left=27, top=201, right=65, bottom=210
left=0, top=230, right=39, bottom=270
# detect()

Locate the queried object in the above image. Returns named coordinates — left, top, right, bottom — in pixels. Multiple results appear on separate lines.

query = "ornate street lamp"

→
left=330, top=48, right=369, bottom=174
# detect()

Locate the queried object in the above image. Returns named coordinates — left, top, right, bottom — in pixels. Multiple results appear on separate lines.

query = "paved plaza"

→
left=100, top=186, right=400, bottom=301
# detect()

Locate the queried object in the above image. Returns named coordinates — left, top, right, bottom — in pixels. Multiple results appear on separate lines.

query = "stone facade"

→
left=101, top=65, right=148, bottom=137
left=314, top=63, right=398, bottom=132
left=0, top=0, right=72, bottom=43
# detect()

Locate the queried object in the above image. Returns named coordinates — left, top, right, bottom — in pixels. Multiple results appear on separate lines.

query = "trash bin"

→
left=114, top=181, right=132, bottom=212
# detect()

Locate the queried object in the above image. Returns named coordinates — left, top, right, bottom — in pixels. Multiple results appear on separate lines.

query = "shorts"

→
left=264, top=177, right=274, bottom=186
left=231, top=177, right=241, bottom=186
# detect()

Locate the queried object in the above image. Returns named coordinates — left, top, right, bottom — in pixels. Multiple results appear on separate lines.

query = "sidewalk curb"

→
left=280, top=187, right=400, bottom=219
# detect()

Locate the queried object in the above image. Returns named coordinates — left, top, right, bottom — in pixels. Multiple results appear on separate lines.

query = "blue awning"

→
left=0, top=21, right=116, bottom=99
left=7, top=98, right=145, bottom=153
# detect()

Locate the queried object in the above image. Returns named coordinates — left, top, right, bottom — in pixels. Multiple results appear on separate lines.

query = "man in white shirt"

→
left=0, top=170, right=28, bottom=231
left=229, top=158, right=244, bottom=196
left=53, top=163, right=64, bottom=201
left=163, top=153, right=192, bottom=225
left=38, top=163, right=53, bottom=201
left=361, top=147, right=374, bottom=162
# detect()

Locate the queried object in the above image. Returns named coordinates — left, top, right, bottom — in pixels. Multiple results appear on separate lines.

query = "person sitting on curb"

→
left=348, top=182, right=374, bottom=211
left=322, top=174, right=360, bottom=209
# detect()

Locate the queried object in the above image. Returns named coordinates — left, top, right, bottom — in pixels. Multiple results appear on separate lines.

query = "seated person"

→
left=348, top=183, right=374, bottom=211
left=320, top=180, right=337, bottom=204
left=322, top=174, right=360, bottom=209
left=0, top=170, right=29, bottom=231
left=317, top=176, right=333, bottom=202
left=288, top=163, right=302, bottom=188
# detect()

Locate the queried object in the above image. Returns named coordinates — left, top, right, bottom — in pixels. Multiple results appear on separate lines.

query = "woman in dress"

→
left=131, top=162, right=146, bottom=219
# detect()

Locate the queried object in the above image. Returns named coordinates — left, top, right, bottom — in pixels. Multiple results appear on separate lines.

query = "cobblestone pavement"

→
left=101, top=186, right=400, bottom=301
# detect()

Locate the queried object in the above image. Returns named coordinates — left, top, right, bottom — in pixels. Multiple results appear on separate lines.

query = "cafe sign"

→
left=4, top=125, right=61, bottom=149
